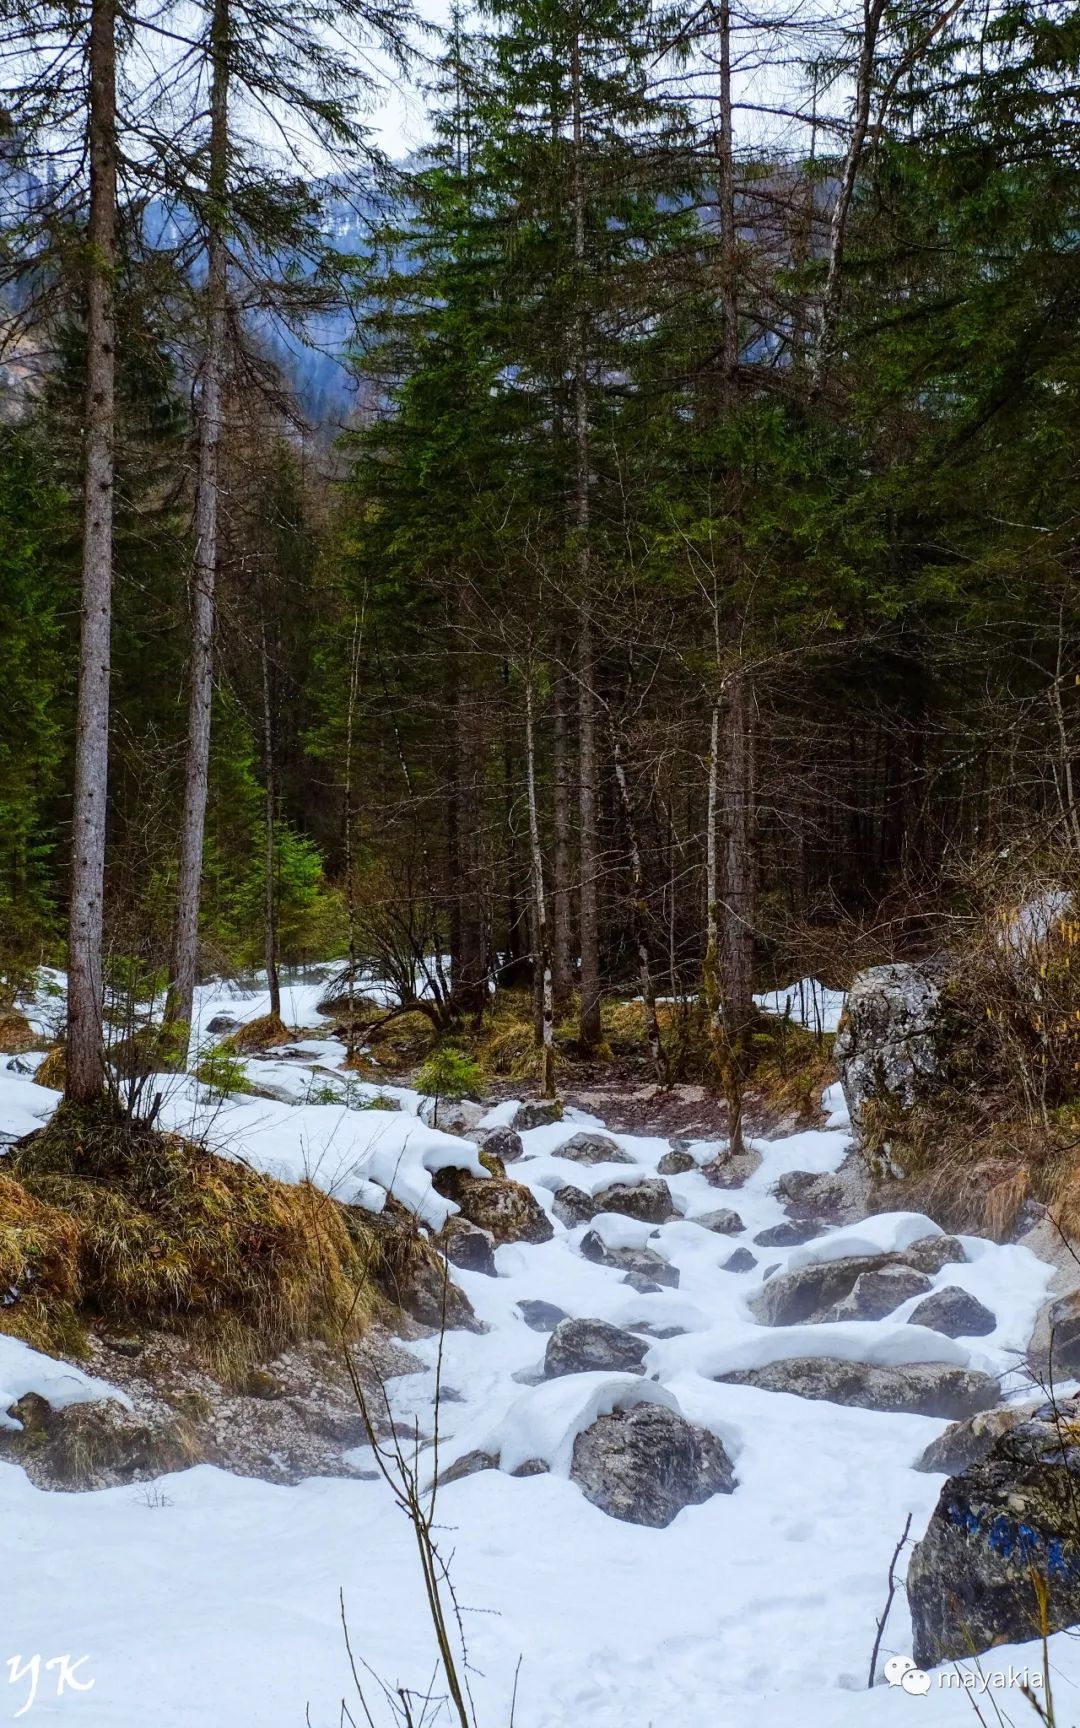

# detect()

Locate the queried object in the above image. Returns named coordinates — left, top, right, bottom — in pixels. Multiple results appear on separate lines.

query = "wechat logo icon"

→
left=884, top=1655, right=932, bottom=1696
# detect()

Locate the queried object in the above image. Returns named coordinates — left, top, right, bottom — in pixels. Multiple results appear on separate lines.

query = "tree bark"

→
left=165, top=0, right=229, bottom=1052
left=571, top=25, right=602, bottom=1050
left=525, top=675, right=555, bottom=1097
left=611, top=726, right=666, bottom=1086
left=66, top=0, right=118, bottom=1106
left=552, top=656, right=574, bottom=1012
left=261, top=621, right=280, bottom=1020
left=717, top=0, right=738, bottom=397
left=720, top=673, right=755, bottom=1151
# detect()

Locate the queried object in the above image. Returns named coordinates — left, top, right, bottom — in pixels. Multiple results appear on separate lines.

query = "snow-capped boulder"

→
left=908, top=1401, right=1080, bottom=1666
left=552, top=1185, right=597, bottom=1228
left=544, top=1319, right=648, bottom=1379
left=511, top=1100, right=564, bottom=1132
left=579, top=1230, right=679, bottom=1288
left=556, top=1131, right=633, bottom=1165
left=908, top=1285, right=996, bottom=1338
left=828, top=1265, right=931, bottom=1322
left=749, top=1254, right=895, bottom=1326
left=432, top=1166, right=554, bottom=1246
left=691, top=1208, right=744, bottom=1236
left=570, top=1403, right=735, bottom=1527
left=657, top=1149, right=696, bottom=1175
left=717, top=1357, right=999, bottom=1418
left=753, top=1220, right=822, bottom=1247
left=720, top=1247, right=757, bottom=1273
left=439, top=1216, right=497, bottom=1277
left=592, top=1178, right=676, bottom=1224
left=474, top=1126, right=524, bottom=1163
left=902, top=1233, right=968, bottom=1274
left=418, top=1097, right=487, bottom=1136
left=834, top=960, right=949, bottom=1139
left=517, top=1299, right=568, bottom=1333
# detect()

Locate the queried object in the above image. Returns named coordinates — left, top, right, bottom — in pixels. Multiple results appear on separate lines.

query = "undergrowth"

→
left=0, top=1102, right=380, bottom=1378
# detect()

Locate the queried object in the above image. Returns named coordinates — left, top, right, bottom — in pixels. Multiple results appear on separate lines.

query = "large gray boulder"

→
left=913, top=1401, right=1038, bottom=1476
left=558, top=1132, right=634, bottom=1165
left=749, top=1253, right=897, bottom=1327
left=474, top=1126, right=525, bottom=1164
left=908, top=1286, right=996, bottom=1339
left=512, top=1100, right=564, bottom=1132
left=908, top=1401, right=1080, bottom=1667
left=579, top=1230, right=679, bottom=1288
left=544, top=1318, right=648, bottom=1379
left=835, top=960, right=948, bottom=1142
left=418, top=1097, right=487, bottom=1136
left=592, top=1178, right=676, bottom=1224
left=717, top=1357, right=1000, bottom=1419
left=552, top=1185, right=598, bottom=1228
left=439, top=1217, right=497, bottom=1277
left=569, top=1402, right=735, bottom=1526
left=828, top=1264, right=931, bottom=1321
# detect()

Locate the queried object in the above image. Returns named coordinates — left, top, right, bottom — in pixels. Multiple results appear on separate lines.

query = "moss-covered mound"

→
left=222, top=1014, right=292, bottom=1054
left=1, top=1104, right=378, bottom=1374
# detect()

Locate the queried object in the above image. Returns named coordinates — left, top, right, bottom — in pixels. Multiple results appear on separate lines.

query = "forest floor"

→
left=0, top=972, right=1076, bottom=1726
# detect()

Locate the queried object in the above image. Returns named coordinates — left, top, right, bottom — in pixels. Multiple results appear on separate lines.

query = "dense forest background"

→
left=2, top=0, right=1079, bottom=1107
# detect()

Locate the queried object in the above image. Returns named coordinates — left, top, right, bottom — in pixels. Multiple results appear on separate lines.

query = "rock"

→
left=658, top=1149, right=696, bottom=1175
left=691, top=1208, right=744, bottom=1236
left=899, top=1234, right=968, bottom=1275
left=570, top=1402, right=735, bottom=1527
left=543, top=1318, right=649, bottom=1378
left=556, top=1132, right=633, bottom=1165
left=432, top=1167, right=554, bottom=1246
left=908, top=1403, right=1080, bottom=1667
left=418, top=1097, right=487, bottom=1136
left=914, top=1402, right=1039, bottom=1476
left=474, top=1126, right=525, bottom=1163
left=366, top=1203, right=485, bottom=1333
left=720, top=1248, right=757, bottom=1273
left=828, top=1265, right=931, bottom=1322
left=834, top=959, right=948, bottom=1136
left=1041, top=1292, right=1080, bottom=1375
left=517, top=1299, right=567, bottom=1333
left=773, top=1170, right=846, bottom=1217
left=439, top=1217, right=497, bottom=1277
left=512, top=1100, right=564, bottom=1132
left=622, top=1272, right=664, bottom=1294
left=579, top=1230, right=680, bottom=1288
left=439, top=1448, right=497, bottom=1486
left=909, top=1286, right=997, bottom=1338
left=718, top=1358, right=1000, bottom=1419
left=749, top=1253, right=891, bottom=1326
left=592, top=1179, right=675, bottom=1224
left=206, top=1013, right=240, bottom=1035
left=510, top=1458, right=549, bottom=1478
left=552, top=1185, right=597, bottom=1228
left=753, top=1220, right=824, bottom=1248
left=0, top=1392, right=201, bottom=1491
left=701, top=1145, right=762, bottom=1189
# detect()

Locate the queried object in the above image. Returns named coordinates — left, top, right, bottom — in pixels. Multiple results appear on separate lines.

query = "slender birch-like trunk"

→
left=552, top=657, right=574, bottom=1012
left=165, top=0, right=229, bottom=1052
left=66, top=0, right=118, bottom=1106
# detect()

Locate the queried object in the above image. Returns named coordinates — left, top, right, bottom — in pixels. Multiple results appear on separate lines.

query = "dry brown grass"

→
left=0, top=1012, right=44, bottom=1055
left=223, top=1013, right=292, bottom=1054
left=7, top=1105, right=378, bottom=1379
left=0, top=1174, right=84, bottom=1354
left=33, top=1045, right=65, bottom=1090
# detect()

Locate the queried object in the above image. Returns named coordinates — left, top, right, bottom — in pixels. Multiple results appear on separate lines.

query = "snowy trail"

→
left=0, top=977, right=1077, bottom=1726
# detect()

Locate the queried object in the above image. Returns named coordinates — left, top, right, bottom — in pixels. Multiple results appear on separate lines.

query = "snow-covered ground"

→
left=0, top=973, right=1077, bottom=1727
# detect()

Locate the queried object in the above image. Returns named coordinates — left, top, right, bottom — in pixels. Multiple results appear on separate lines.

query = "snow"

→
left=755, top=975, right=847, bottom=1034
left=0, top=1335, right=128, bottom=1432
left=0, top=967, right=1074, bottom=1727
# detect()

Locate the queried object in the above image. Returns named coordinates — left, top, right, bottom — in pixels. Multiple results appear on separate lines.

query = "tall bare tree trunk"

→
left=260, top=622, right=280, bottom=1019
left=525, top=676, right=555, bottom=1098
left=721, top=674, right=755, bottom=1151
left=552, top=657, right=574, bottom=1012
left=717, top=0, right=738, bottom=392
left=66, top=0, right=118, bottom=1106
left=571, top=27, right=602, bottom=1051
left=611, top=727, right=666, bottom=1086
left=703, top=698, right=721, bottom=1029
left=165, top=0, right=229, bottom=1052
left=815, top=0, right=887, bottom=378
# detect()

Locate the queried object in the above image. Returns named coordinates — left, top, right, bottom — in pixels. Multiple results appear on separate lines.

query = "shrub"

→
left=415, top=1045, right=483, bottom=1104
